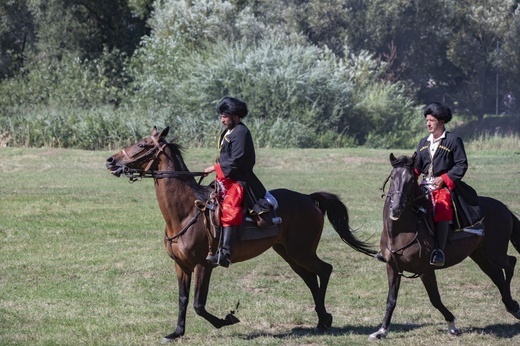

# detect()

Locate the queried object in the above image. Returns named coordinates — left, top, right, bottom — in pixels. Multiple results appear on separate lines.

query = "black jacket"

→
left=415, top=131, right=483, bottom=228
left=217, top=122, right=266, bottom=199
left=415, top=131, right=468, bottom=184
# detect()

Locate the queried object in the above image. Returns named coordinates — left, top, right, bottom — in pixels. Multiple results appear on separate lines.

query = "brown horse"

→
left=105, top=126, right=376, bottom=342
left=370, top=153, right=520, bottom=340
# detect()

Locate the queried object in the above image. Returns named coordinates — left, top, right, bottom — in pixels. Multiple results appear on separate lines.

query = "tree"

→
left=0, top=0, right=35, bottom=79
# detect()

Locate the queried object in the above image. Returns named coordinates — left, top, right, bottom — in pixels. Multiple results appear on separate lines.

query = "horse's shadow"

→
left=238, top=322, right=520, bottom=341
left=466, top=322, right=520, bottom=338
left=239, top=323, right=420, bottom=340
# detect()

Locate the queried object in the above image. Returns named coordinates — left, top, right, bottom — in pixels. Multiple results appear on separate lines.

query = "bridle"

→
left=380, top=170, right=429, bottom=211
left=118, top=135, right=207, bottom=183
left=380, top=169, right=431, bottom=279
left=115, top=134, right=217, bottom=256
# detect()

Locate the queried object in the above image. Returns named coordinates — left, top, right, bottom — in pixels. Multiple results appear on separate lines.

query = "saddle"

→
left=195, top=184, right=282, bottom=242
left=419, top=185, right=484, bottom=241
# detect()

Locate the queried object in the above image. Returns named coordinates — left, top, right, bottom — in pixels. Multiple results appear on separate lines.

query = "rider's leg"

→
left=206, top=226, right=236, bottom=268
left=431, top=220, right=449, bottom=266
left=430, top=188, right=452, bottom=267
left=206, top=180, right=243, bottom=268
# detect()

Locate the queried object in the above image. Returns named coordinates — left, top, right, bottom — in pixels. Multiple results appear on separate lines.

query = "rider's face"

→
left=425, top=114, right=445, bottom=138
left=220, top=114, right=239, bottom=130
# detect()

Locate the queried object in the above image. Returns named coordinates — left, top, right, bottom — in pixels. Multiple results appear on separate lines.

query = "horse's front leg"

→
left=420, top=271, right=460, bottom=336
left=369, top=262, right=401, bottom=341
left=162, top=263, right=192, bottom=342
left=193, top=264, right=240, bottom=328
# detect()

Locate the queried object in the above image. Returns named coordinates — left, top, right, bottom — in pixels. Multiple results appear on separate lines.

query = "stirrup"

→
left=205, top=252, right=220, bottom=268
left=205, top=251, right=231, bottom=268
left=430, top=249, right=445, bottom=267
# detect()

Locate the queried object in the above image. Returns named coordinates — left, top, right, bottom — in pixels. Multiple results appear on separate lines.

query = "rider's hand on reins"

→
left=203, top=165, right=215, bottom=176
left=432, top=177, right=445, bottom=190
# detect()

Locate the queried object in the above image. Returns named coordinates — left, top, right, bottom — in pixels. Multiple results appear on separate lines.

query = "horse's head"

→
left=387, top=152, right=417, bottom=220
left=106, top=126, right=170, bottom=177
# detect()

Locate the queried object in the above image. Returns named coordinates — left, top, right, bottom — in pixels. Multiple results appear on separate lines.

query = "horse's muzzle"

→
left=106, top=157, right=123, bottom=177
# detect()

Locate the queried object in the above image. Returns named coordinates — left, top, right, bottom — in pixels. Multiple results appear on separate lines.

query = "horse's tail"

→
left=509, top=211, right=520, bottom=253
left=310, top=191, right=377, bottom=257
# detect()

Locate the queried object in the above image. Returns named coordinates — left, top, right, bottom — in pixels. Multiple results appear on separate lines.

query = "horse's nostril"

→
left=106, top=157, right=115, bottom=168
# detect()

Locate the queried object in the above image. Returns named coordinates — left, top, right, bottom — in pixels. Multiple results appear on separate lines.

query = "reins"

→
left=380, top=171, right=431, bottom=279
left=380, top=172, right=429, bottom=209
left=119, top=136, right=207, bottom=184
left=122, top=167, right=207, bottom=184
left=118, top=134, right=213, bottom=249
left=164, top=209, right=203, bottom=259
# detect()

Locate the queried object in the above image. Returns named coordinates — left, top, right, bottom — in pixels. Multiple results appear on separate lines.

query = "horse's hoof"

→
left=161, top=332, right=183, bottom=343
left=507, top=306, right=520, bottom=319
left=447, top=320, right=461, bottom=336
left=224, top=313, right=240, bottom=325
left=368, top=328, right=388, bottom=341
left=317, top=313, right=333, bottom=331
left=448, top=328, right=461, bottom=336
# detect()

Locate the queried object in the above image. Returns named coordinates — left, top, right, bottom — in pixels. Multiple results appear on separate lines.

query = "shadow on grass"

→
left=238, top=321, right=520, bottom=340
left=238, top=322, right=424, bottom=340
left=463, top=322, right=520, bottom=338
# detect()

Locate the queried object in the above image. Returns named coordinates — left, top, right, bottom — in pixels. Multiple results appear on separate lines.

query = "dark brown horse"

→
left=105, top=126, right=376, bottom=342
left=370, top=153, right=520, bottom=340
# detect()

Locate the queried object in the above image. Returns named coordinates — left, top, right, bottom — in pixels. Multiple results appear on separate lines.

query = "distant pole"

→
left=496, top=40, right=500, bottom=115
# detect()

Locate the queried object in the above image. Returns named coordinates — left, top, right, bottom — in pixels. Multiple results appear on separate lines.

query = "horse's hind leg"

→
left=470, top=252, right=520, bottom=317
left=273, top=243, right=333, bottom=330
left=505, top=255, right=520, bottom=317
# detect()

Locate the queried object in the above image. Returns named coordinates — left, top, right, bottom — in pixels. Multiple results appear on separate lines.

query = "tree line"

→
left=0, top=0, right=518, bottom=149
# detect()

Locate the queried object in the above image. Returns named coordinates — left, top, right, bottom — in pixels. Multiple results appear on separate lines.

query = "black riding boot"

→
left=430, top=220, right=449, bottom=267
left=206, top=226, right=236, bottom=268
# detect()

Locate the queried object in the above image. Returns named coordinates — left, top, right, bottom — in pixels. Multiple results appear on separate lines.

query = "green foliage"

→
left=0, top=51, right=124, bottom=109
left=2, top=0, right=518, bottom=149
left=1, top=104, right=146, bottom=149
left=130, top=31, right=420, bottom=148
left=0, top=0, right=34, bottom=79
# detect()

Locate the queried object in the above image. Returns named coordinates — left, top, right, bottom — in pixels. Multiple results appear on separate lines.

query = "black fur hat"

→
left=216, top=97, right=248, bottom=118
left=423, top=102, right=452, bottom=123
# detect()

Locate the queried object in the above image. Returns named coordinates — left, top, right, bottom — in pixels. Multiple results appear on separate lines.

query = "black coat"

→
left=217, top=122, right=266, bottom=200
left=415, top=131, right=468, bottom=184
left=415, top=131, right=483, bottom=229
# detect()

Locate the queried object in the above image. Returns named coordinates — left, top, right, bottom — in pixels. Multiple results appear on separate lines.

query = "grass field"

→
left=1, top=145, right=519, bottom=345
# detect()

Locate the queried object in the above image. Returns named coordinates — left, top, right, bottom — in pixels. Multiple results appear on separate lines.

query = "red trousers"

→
left=431, top=188, right=453, bottom=222
left=217, top=177, right=244, bottom=227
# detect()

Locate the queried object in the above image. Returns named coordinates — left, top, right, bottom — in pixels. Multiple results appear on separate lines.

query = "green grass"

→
left=1, top=146, right=519, bottom=345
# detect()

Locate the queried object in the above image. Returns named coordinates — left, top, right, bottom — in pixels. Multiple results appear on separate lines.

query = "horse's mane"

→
left=166, top=138, right=212, bottom=198
left=167, top=139, right=190, bottom=172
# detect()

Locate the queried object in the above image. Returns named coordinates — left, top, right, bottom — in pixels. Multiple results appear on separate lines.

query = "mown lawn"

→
left=1, top=145, right=519, bottom=345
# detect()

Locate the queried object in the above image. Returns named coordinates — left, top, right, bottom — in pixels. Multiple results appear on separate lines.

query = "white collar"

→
left=427, top=130, right=446, bottom=143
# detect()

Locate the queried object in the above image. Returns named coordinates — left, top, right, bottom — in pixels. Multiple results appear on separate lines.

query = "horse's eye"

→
left=138, top=143, right=146, bottom=148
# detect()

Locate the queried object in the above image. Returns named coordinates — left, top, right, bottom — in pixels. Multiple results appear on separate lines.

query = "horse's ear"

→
left=159, top=126, right=170, bottom=138
left=389, top=153, right=397, bottom=163
left=410, top=152, right=417, bottom=165
left=152, top=126, right=159, bottom=136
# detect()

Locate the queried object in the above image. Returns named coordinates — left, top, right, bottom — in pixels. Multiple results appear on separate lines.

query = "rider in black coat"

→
left=414, top=102, right=483, bottom=267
